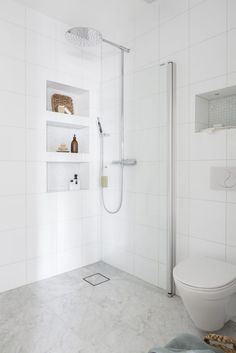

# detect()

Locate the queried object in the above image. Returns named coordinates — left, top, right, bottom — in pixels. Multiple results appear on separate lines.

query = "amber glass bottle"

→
left=71, top=134, right=78, bottom=153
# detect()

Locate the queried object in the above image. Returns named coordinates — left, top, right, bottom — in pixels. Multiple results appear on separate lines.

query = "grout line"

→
left=187, top=234, right=229, bottom=247
left=159, top=6, right=190, bottom=26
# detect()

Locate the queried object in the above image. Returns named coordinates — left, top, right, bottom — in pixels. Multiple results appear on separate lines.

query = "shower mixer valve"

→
left=112, top=159, right=137, bottom=166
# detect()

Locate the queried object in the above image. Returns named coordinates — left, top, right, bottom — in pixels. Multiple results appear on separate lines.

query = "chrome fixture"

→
left=97, top=117, right=103, bottom=134
left=98, top=48, right=128, bottom=214
left=65, top=27, right=130, bottom=53
left=163, top=62, right=176, bottom=297
left=112, top=159, right=137, bottom=166
left=66, top=27, right=131, bottom=214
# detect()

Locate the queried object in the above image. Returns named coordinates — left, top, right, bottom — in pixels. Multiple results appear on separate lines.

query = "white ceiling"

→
left=15, top=0, right=150, bottom=34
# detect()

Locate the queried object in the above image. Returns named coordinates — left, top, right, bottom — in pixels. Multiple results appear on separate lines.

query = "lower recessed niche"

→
left=47, top=162, right=89, bottom=192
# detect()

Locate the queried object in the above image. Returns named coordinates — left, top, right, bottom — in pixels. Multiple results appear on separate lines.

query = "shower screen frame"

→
left=163, top=61, right=176, bottom=297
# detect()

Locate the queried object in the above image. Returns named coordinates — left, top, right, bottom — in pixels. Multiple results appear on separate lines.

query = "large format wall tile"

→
left=190, top=0, right=227, bottom=45
left=190, top=34, right=227, bottom=83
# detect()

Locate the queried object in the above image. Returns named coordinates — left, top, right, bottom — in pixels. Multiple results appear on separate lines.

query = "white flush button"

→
left=211, top=167, right=236, bottom=191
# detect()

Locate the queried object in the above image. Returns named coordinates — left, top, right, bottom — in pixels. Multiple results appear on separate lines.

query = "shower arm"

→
left=102, top=38, right=130, bottom=53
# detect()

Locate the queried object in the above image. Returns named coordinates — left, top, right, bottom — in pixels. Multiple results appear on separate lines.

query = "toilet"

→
left=173, top=257, right=236, bottom=331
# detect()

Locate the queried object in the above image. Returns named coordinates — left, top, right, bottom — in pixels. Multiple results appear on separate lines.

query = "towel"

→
left=149, top=334, right=223, bottom=353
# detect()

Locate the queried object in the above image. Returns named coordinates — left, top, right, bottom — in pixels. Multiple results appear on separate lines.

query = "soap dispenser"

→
left=71, top=135, right=78, bottom=153
left=73, top=174, right=80, bottom=190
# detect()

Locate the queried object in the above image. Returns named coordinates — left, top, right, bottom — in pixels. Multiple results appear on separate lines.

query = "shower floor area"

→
left=0, top=262, right=235, bottom=353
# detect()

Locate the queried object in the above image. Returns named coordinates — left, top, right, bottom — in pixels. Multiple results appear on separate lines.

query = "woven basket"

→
left=204, top=334, right=236, bottom=353
left=51, top=93, right=74, bottom=114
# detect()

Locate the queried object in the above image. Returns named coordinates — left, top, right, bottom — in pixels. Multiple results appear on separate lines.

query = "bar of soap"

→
left=57, top=105, right=65, bottom=113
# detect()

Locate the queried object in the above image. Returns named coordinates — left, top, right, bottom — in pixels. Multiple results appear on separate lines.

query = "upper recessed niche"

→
left=195, top=85, right=236, bottom=132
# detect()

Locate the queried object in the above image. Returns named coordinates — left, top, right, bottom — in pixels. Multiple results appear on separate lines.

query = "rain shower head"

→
left=65, top=26, right=130, bottom=53
left=65, top=27, right=102, bottom=46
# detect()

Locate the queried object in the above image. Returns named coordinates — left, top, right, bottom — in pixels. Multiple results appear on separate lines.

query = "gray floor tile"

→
left=0, top=261, right=235, bottom=353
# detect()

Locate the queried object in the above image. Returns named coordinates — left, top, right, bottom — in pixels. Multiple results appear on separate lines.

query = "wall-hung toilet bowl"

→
left=173, top=257, right=236, bottom=331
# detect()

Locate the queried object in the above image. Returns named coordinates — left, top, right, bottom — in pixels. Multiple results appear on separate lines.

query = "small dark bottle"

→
left=74, top=174, right=78, bottom=184
left=71, top=134, right=78, bottom=153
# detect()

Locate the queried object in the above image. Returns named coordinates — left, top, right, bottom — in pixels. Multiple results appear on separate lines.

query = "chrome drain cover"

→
left=83, top=273, right=110, bottom=286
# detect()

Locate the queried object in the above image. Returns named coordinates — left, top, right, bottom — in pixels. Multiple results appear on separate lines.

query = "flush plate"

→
left=211, top=167, right=236, bottom=191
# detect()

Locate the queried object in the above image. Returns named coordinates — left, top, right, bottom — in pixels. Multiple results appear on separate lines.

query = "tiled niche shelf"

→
left=47, top=162, right=89, bottom=193
left=46, top=80, right=90, bottom=193
left=47, top=80, right=90, bottom=117
left=195, top=85, right=236, bottom=133
left=46, top=152, right=90, bottom=163
left=46, top=111, right=90, bottom=130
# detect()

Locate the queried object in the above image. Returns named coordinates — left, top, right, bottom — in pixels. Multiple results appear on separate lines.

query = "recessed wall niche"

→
left=46, top=80, right=90, bottom=192
left=47, top=80, right=90, bottom=117
left=195, top=85, right=236, bottom=132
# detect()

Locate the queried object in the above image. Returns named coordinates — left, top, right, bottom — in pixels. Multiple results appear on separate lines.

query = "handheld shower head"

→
left=97, top=118, right=103, bottom=134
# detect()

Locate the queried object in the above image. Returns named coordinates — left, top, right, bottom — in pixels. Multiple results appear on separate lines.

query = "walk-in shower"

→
left=66, top=27, right=175, bottom=295
left=66, top=27, right=136, bottom=214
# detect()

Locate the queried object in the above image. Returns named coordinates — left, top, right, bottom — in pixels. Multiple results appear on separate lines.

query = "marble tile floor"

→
left=0, top=261, right=235, bottom=353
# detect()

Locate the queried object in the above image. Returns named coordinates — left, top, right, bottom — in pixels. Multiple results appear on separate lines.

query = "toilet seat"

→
left=173, top=257, right=236, bottom=290
left=175, top=276, right=236, bottom=296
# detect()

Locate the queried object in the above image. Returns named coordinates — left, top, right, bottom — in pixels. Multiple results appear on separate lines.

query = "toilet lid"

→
left=174, top=257, right=236, bottom=289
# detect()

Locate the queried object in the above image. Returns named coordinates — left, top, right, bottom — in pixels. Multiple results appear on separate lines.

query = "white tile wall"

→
left=189, top=236, right=226, bottom=260
left=190, top=34, right=227, bottom=83
left=0, top=19, right=25, bottom=60
left=0, top=161, right=26, bottom=195
left=226, top=245, right=236, bottom=265
left=0, top=56, right=25, bottom=93
left=26, top=224, right=57, bottom=259
left=0, top=1, right=25, bottom=26
left=159, top=0, right=188, bottom=24
left=0, top=91, right=26, bottom=128
left=0, top=1, right=101, bottom=293
left=135, top=28, right=159, bottom=69
left=190, top=0, right=227, bottom=45
left=228, top=0, right=236, bottom=30
left=134, top=255, right=158, bottom=286
left=228, top=28, right=236, bottom=74
left=27, top=254, right=57, bottom=282
left=0, top=229, right=26, bottom=266
left=160, top=12, right=188, bottom=58
left=26, top=8, right=56, bottom=38
left=190, top=199, right=226, bottom=244
left=0, top=195, right=26, bottom=231
left=173, top=0, right=235, bottom=270
left=26, top=31, right=55, bottom=69
left=1, top=0, right=235, bottom=294
left=226, top=203, right=236, bottom=247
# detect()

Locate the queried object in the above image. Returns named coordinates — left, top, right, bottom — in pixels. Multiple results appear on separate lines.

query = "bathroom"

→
left=0, top=0, right=236, bottom=352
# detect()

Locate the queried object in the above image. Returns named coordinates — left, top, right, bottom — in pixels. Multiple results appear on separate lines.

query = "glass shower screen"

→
left=100, top=44, right=175, bottom=296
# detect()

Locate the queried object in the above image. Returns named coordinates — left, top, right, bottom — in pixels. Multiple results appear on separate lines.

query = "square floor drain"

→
left=83, top=273, right=110, bottom=286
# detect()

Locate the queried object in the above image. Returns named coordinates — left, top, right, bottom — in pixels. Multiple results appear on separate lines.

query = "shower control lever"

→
left=112, top=159, right=137, bottom=166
